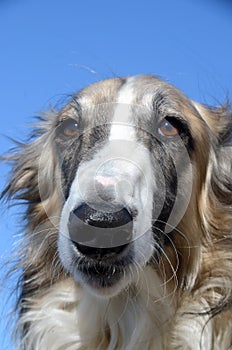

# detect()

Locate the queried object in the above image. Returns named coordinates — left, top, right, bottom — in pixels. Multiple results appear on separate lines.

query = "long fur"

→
left=2, top=75, right=232, bottom=350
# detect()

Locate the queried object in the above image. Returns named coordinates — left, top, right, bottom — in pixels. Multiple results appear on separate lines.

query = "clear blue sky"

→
left=0, top=0, right=231, bottom=348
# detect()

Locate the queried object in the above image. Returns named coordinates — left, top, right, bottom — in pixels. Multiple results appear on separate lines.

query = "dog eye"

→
left=59, top=118, right=79, bottom=137
left=158, top=118, right=180, bottom=137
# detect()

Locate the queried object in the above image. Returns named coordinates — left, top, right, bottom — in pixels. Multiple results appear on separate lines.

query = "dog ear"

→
left=193, top=102, right=232, bottom=146
left=196, top=102, right=232, bottom=239
left=1, top=113, right=60, bottom=223
left=196, top=103, right=232, bottom=316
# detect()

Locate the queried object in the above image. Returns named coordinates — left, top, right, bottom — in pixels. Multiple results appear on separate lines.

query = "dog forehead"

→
left=61, top=75, right=195, bottom=125
left=78, top=77, right=125, bottom=107
left=77, top=75, right=165, bottom=107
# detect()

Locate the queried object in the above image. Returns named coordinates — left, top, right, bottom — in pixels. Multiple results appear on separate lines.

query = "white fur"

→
left=17, top=267, right=174, bottom=350
left=17, top=268, right=228, bottom=350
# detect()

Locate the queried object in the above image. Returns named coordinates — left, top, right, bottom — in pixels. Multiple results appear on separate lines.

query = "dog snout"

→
left=68, top=203, right=133, bottom=259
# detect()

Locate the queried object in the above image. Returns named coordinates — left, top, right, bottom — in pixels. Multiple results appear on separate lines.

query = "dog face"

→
left=52, top=75, right=211, bottom=297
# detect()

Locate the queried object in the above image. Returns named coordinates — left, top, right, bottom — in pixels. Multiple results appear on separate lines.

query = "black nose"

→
left=68, top=203, right=133, bottom=259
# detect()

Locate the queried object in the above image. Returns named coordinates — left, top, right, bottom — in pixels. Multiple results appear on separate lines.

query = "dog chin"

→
left=73, top=267, right=132, bottom=298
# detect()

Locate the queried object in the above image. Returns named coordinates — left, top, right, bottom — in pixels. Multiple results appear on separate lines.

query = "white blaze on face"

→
left=109, top=78, right=136, bottom=142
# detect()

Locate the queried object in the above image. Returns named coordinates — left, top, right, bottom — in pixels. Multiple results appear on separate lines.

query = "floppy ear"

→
left=1, top=114, right=65, bottom=309
left=195, top=103, right=232, bottom=316
left=195, top=102, right=232, bottom=239
left=193, top=102, right=232, bottom=145
left=1, top=113, right=60, bottom=225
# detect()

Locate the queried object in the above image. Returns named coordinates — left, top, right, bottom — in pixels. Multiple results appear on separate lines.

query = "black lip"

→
left=71, top=240, right=129, bottom=259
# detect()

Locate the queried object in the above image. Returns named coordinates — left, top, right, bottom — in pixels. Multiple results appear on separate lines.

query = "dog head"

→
left=49, top=75, right=230, bottom=297
left=4, top=75, right=231, bottom=301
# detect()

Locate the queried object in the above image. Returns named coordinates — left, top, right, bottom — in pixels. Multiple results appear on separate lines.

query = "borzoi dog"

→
left=2, top=75, right=232, bottom=349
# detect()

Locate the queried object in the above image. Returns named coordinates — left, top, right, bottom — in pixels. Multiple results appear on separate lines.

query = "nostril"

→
left=68, top=203, right=133, bottom=258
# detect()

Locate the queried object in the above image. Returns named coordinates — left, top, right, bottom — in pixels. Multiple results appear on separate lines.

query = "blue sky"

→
left=0, top=0, right=231, bottom=348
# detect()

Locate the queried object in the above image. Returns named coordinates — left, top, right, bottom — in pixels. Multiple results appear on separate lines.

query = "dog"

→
left=2, top=75, right=232, bottom=349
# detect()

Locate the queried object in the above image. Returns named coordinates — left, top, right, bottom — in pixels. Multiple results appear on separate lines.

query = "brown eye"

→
left=158, top=119, right=180, bottom=137
left=61, top=118, right=78, bottom=137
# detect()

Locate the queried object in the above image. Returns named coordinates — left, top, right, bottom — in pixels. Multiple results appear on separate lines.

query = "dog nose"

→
left=68, top=203, right=133, bottom=259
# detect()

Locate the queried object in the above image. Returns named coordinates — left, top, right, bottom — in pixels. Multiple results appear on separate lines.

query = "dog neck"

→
left=18, top=266, right=173, bottom=350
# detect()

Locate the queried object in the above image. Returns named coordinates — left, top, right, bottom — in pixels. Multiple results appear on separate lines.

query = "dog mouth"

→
left=75, top=256, right=131, bottom=289
left=71, top=243, right=133, bottom=290
left=68, top=203, right=134, bottom=288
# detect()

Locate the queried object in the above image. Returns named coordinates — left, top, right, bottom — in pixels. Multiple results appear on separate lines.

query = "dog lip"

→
left=71, top=240, right=129, bottom=259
